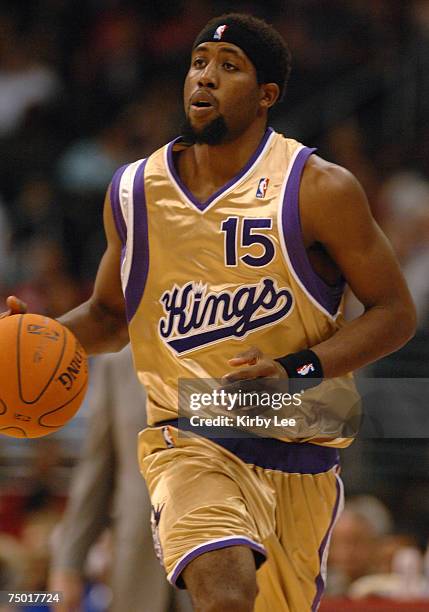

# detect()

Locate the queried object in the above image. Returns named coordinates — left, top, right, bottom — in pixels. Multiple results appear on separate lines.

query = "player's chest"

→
left=147, top=180, right=285, bottom=268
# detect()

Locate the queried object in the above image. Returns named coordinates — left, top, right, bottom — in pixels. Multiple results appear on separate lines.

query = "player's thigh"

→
left=139, top=428, right=266, bottom=586
left=182, top=545, right=257, bottom=612
left=257, top=467, right=342, bottom=612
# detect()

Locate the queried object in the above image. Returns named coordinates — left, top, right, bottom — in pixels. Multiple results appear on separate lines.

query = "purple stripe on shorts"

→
left=169, top=537, right=267, bottom=588
left=156, top=420, right=339, bottom=474
left=167, top=127, right=274, bottom=212
left=210, top=435, right=339, bottom=474
left=125, top=158, right=149, bottom=322
left=110, top=164, right=129, bottom=245
left=281, top=147, right=345, bottom=316
left=312, top=475, right=342, bottom=611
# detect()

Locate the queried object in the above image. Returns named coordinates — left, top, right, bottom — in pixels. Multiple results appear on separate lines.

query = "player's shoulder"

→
left=113, top=140, right=172, bottom=181
left=107, top=140, right=171, bottom=196
left=301, top=153, right=368, bottom=219
left=275, top=131, right=362, bottom=201
left=302, top=154, right=362, bottom=200
left=299, top=154, right=372, bottom=244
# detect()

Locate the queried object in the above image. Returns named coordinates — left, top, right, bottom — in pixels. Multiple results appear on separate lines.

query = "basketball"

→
left=0, top=313, right=88, bottom=438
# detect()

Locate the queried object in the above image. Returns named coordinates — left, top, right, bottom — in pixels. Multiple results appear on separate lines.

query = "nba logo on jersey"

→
left=256, top=178, right=270, bottom=199
left=214, top=25, right=228, bottom=40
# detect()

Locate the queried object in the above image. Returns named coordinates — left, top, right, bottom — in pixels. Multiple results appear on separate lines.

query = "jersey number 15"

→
left=221, top=217, right=275, bottom=268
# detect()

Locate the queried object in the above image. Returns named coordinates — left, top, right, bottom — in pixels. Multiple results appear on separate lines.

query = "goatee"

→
left=181, top=115, right=229, bottom=145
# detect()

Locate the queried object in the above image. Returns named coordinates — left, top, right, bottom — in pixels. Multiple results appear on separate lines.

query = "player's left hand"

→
left=222, top=346, right=287, bottom=383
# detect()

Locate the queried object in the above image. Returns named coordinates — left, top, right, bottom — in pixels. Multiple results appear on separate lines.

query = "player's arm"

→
left=298, top=157, right=416, bottom=376
left=57, top=186, right=129, bottom=354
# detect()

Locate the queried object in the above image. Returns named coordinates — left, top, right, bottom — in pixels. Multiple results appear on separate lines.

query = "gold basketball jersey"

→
left=110, top=128, right=357, bottom=447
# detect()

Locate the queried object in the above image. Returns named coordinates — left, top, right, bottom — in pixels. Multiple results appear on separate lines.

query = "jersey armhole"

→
left=122, top=158, right=149, bottom=322
left=278, top=146, right=345, bottom=319
left=110, top=164, right=129, bottom=246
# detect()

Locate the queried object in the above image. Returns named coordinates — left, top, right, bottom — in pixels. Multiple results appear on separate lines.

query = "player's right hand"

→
left=0, top=295, right=27, bottom=319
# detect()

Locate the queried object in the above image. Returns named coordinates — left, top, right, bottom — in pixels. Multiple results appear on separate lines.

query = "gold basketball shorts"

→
left=138, top=423, right=343, bottom=612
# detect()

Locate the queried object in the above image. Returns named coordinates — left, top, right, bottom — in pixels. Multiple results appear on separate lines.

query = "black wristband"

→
left=275, top=349, right=323, bottom=393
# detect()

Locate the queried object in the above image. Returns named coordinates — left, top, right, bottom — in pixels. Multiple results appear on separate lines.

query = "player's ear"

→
left=259, top=83, right=279, bottom=110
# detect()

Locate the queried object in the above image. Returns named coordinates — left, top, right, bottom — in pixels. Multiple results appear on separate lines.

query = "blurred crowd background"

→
left=1, top=0, right=429, bottom=609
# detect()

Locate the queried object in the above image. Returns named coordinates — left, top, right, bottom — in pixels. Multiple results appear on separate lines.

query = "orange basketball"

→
left=0, top=313, right=88, bottom=438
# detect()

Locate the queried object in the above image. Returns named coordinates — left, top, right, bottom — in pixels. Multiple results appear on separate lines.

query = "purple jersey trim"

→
left=125, top=158, right=149, bottom=322
left=169, top=537, right=267, bottom=588
left=110, top=164, right=129, bottom=245
left=312, top=475, right=342, bottom=611
left=281, top=147, right=345, bottom=316
left=166, top=127, right=274, bottom=212
left=156, top=419, right=339, bottom=474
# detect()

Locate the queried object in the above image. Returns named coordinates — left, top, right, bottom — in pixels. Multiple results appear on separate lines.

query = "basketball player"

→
left=4, top=13, right=416, bottom=612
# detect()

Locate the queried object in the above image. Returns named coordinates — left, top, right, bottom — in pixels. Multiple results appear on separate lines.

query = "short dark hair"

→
left=193, top=13, right=292, bottom=102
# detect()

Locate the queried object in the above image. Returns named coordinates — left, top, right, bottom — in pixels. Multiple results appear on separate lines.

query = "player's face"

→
left=183, top=42, right=262, bottom=143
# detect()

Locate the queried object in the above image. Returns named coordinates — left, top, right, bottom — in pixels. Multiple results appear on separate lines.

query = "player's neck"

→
left=180, top=122, right=268, bottom=197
